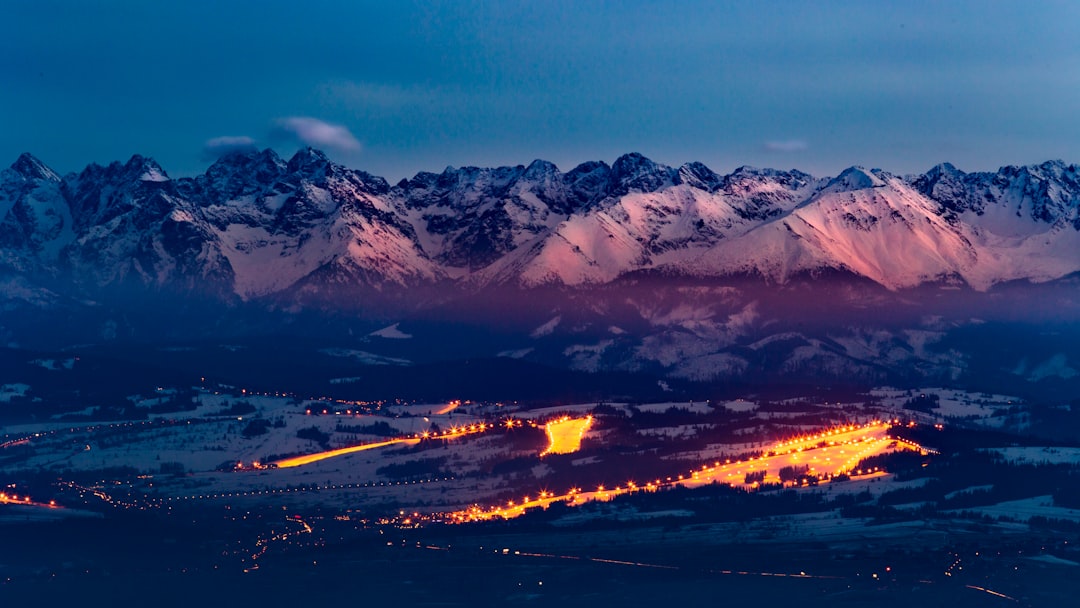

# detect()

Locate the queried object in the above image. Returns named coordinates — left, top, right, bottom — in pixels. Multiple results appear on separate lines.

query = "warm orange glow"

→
left=540, top=415, right=593, bottom=456
left=435, top=400, right=461, bottom=415
left=446, top=420, right=933, bottom=524
left=272, top=437, right=421, bottom=468
left=269, top=420, right=499, bottom=468
left=0, top=491, right=60, bottom=509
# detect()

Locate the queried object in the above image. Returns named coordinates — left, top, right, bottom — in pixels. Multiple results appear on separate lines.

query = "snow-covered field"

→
left=945, top=496, right=1080, bottom=523
left=871, top=387, right=1019, bottom=427
left=984, top=446, right=1080, bottom=465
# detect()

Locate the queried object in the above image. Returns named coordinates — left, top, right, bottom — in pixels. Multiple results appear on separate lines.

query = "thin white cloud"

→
left=273, top=117, right=361, bottom=153
left=764, top=139, right=809, bottom=153
left=202, top=135, right=257, bottom=159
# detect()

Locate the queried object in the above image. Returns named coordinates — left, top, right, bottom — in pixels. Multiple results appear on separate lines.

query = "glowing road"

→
left=434, top=400, right=461, bottom=415
left=272, top=437, right=421, bottom=468
left=0, top=491, right=59, bottom=508
left=270, top=422, right=495, bottom=468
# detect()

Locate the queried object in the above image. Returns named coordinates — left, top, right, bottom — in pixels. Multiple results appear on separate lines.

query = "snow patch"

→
left=530, top=315, right=561, bottom=338
left=1023, top=354, right=1078, bottom=381
left=31, top=358, right=75, bottom=370
left=721, top=399, right=759, bottom=413
left=369, top=323, right=412, bottom=339
left=563, top=339, right=614, bottom=372
left=318, top=348, right=411, bottom=366
left=497, top=348, right=534, bottom=359
left=0, top=383, right=31, bottom=402
left=329, top=377, right=364, bottom=385
left=139, top=167, right=170, bottom=182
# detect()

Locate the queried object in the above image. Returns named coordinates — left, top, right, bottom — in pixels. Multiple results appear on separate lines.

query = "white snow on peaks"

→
left=139, top=167, right=170, bottom=182
left=168, top=209, right=195, bottom=223
left=219, top=223, right=325, bottom=297
left=217, top=195, right=441, bottom=299
left=476, top=177, right=816, bottom=287
left=369, top=323, right=412, bottom=339
left=822, top=166, right=886, bottom=192
left=5, top=152, right=1080, bottom=297
left=690, top=172, right=981, bottom=289
left=518, top=212, right=646, bottom=285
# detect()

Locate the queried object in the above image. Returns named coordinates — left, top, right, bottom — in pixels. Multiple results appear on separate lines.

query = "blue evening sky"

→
left=2, top=0, right=1079, bottom=180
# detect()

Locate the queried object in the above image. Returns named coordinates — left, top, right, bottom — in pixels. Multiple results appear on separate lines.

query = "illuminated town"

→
left=2, top=378, right=1077, bottom=604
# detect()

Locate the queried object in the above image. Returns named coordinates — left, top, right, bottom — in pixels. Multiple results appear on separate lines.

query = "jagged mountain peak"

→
left=724, top=165, right=811, bottom=182
left=9, top=153, right=60, bottom=182
left=4, top=152, right=1080, bottom=302
left=611, top=151, right=655, bottom=168
left=522, top=158, right=560, bottom=180
left=824, top=166, right=887, bottom=192
left=729, top=165, right=766, bottom=177
left=191, top=148, right=289, bottom=204
left=912, top=162, right=968, bottom=209
left=286, top=147, right=332, bottom=174
left=74, top=154, right=167, bottom=183
left=926, top=161, right=962, bottom=177
left=609, top=152, right=674, bottom=196
left=562, top=160, right=612, bottom=209
left=209, top=147, right=286, bottom=172
left=716, top=166, right=821, bottom=221
left=122, top=154, right=170, bottom=182
left=444, top=163, right=524, bottom=184
left=400, top=170, right=439, bottom=191
left=1002, top=159, right=1070, bottom=178
left=675, top=162, right=721, bottom=192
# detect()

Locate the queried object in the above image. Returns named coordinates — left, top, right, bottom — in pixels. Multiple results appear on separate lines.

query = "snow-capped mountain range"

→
left=2, top=148, right=1079, bottom=303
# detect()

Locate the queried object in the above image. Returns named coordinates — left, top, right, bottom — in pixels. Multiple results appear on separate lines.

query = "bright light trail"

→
left=965, top=585, right=1018, bottom=602
left=270, top=422, right=495, bottom=468
left=434, top=400, right=461, bottom=415
left=272, top=438, right=420, bottom=468
left=0, top=491, right=59, bottom=508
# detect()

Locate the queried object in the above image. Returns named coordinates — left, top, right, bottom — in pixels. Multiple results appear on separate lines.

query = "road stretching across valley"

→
left=269, top=421, right=500, bottom=468
left=0, top=491, right=59, bottom=509
left=272, top=437, right=422, bottom=468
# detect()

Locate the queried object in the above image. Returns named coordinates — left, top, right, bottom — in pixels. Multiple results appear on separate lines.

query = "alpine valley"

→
left=2, top=149, right=1079, bottom=399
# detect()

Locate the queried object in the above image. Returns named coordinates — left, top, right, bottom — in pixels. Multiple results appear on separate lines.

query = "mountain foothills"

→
left=1, top=149, right=1079, bottom=389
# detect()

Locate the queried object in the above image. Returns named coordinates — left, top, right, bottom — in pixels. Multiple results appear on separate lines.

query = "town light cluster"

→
left=445, top=420, right=933, bottom=523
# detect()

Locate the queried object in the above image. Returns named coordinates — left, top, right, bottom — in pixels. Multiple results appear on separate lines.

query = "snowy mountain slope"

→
left=910, top=160, right=1080, bottom=288
left=0, top=151, right=1077, bottom=305
left=473, top=162, right=823, bottom=286
left=187, top=149, right=442, bottom=298
left=60, top=155, right=235, bottom=293
left=392, top=162, right=567, bottom=272
left=0, top=154, right=73, bottom=273
left=686, top=166, right=1080, bottom=290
